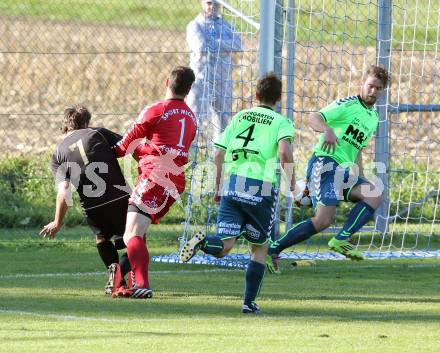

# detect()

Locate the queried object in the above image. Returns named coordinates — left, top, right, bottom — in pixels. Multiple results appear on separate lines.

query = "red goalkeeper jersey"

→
left=113, top=98, right=197, bottom=188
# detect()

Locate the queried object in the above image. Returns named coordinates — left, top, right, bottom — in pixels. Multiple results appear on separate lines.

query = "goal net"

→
left=153, top=0, right=440, bottom=268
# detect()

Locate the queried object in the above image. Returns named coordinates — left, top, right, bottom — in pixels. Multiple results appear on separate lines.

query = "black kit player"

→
left=40, top=105, right=132, bottom=294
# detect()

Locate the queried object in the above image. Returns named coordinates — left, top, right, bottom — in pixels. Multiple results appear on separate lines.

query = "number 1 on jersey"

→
left=69, top=139, right=89, bottom=165
left=177, top=118, right=186, bottom=148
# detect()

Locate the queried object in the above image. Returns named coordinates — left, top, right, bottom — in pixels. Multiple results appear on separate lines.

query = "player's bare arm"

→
left=309, top=112, right=339, bottom=155
left=278, top=139, right=295, bottom=192
left=40, top=181, right=71, bottom=239
left=213, top=148, right=226, bottom=203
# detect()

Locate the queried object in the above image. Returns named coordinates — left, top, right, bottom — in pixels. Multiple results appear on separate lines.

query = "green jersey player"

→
left=267, top=65, right=390, bottom=271
left=180, top=73, right=295, bottom=314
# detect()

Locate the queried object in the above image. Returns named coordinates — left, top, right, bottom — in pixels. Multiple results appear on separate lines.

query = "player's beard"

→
left=361, top=94, right=376, bottom=107
left=365, top=95, right=376, bottom=105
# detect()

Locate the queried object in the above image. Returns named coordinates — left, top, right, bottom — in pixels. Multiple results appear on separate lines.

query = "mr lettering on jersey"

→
left=342, top=123, right=366, bottom=149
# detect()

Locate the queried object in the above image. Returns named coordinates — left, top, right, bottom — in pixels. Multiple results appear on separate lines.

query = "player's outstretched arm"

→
left=112, top=108, right=154, bottom=158
left=39, top=181, right=71, bottom=239
left=309, top=112, right=339, bottom=154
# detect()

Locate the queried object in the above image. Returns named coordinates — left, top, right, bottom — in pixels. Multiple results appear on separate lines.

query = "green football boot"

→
left=328, top=237, right=364, bottom=261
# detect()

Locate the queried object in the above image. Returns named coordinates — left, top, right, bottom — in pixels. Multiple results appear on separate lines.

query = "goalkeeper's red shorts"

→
left=128, top=174, right=185, bottom=224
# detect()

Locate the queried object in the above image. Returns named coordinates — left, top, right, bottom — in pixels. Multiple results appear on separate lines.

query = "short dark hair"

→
left=169, top=66, right=195, bottom=96
left=256, top=73, right=282, bottom=105
left=62, top=105, right=91, bottom=133
left=366, top=65, right=390, bottom=88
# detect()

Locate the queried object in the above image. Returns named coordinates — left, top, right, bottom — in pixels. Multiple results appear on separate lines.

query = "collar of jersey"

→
left=357, top=95, right=373, bottom=110
left=257, top=105, right=274, bottom=111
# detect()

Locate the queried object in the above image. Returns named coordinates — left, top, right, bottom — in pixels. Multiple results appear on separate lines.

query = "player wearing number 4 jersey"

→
left=40, top=105, right=132, bottom=294
left=112, top=66, right=196, bottom=299
left=266, top=65, right=390, bottom=272
left=180, top=73, right=295, bottom=314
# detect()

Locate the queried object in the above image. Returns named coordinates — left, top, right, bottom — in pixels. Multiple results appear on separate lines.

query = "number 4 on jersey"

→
left=236, top=124, right=255, bottom=147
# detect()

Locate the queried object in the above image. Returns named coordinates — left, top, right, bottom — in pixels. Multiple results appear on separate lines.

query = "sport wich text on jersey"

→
left=113, top=98, right=197, bottom=192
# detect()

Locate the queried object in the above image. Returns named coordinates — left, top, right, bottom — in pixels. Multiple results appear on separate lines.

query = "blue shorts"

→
left=306, top=154, right=371, bottom=208
left=216, top=175, right=278, bottom=245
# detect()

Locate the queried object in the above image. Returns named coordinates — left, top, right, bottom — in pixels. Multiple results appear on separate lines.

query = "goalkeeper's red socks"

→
left=126, top=236, right=150, bottom=288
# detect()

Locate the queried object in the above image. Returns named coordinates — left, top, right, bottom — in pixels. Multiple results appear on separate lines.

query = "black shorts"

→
left=84, top=196, right=129, bottom=245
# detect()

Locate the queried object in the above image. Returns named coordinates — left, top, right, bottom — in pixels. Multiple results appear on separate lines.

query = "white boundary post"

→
left=259, top=0, right=276, bottom=75
left=375, top=0, right=392, bottom=234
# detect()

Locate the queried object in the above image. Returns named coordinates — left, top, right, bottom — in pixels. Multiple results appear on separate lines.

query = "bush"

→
left=0, top=155, right=83, bottom=228
left=0, top=154, right=186, bottom=228
left=1, top=154, right=438, bottom=228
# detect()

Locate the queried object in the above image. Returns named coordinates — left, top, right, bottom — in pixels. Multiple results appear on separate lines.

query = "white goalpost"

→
left=153, top=0, right=440, bottom=268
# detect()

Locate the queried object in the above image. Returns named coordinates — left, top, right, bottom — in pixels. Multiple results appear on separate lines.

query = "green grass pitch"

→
left=0, top=227, right=439, bottom=353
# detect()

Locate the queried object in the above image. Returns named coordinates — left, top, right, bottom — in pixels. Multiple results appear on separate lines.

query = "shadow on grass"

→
left=1, top=293, right=439, bottom=323
left=2, top=265, right=439, bottom=306
left=3, top=279, right=440, bottom=306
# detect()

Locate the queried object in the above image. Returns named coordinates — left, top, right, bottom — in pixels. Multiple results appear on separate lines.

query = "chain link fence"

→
left=1, top=1, right=439, bottom=243
left=0, top=1, right=192, bottom=230
left=1, top=1, right=206, bottom=155
left=0, top=0, right=257, bottom=231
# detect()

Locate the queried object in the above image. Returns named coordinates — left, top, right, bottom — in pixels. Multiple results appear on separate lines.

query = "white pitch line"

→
left=0, top=309, right=119, bottom=322
left=0, top=309, right=209, bottom=323
left=0, top=268, right=240, bottom=280
left=0, top=272, right=105, bottom=279
left=1, top=263, right=439, bottom=280
left=1, top=308, right=437, bottom=323
left=0, top=309, right=264, bottom=323
left=292, top=263, right=440, bottom=270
